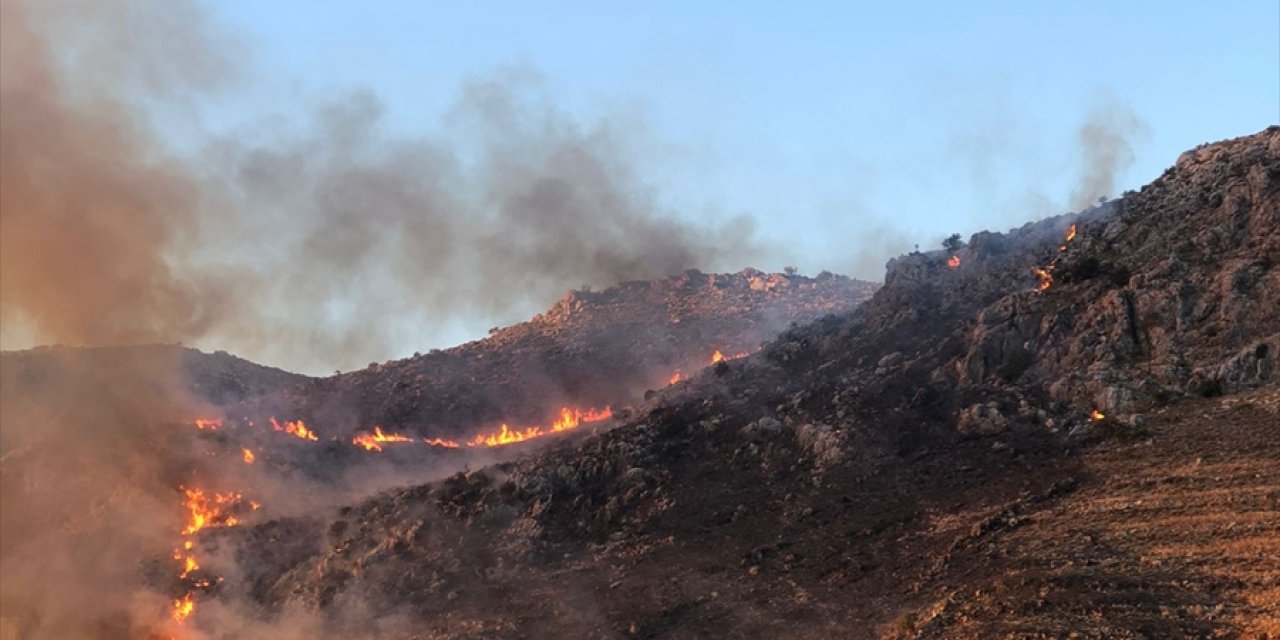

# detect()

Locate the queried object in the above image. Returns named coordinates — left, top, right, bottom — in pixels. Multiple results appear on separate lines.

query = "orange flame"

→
left=270, top=417, right=318, bottom=441
left=711, top=349, right=749, bottom=364
left=668, top=349, right=749, bottom=385
left=1036, top=224, right=1080, bottom=291
left=177, top=552, right=199, bottom=579
left=468, top=423, right=534, bottom=447
left=1090, top=409, right=1106, bottom=421
left=180, top=487, right=247, bottom=536
left=466, top=406, right=612, bottom=448
left=242, top=448, right=255, bottom=464
left=172, top=592, right=195, bottom=623
left=173, top=487, right=259, bottom=627
left=1033, top=265, right=1055, bottom=292
left=424, top=437, right=461, bottom=449
left=192, top=419, right=221, bottom=430
left=947, top=255, right=961, bottom=269
left=352, top=426, right=415, bottom=452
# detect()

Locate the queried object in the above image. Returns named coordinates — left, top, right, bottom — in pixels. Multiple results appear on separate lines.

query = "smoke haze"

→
left=0, top=1, right=1165, bottom=638
left=1070, top=95, right=1150, bottom=210
left=0, top=0, right=761, bottom=374
left=0, top=0, right=1153, bottom=375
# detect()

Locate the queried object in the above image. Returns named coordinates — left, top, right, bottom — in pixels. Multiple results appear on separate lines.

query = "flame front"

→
left=270, top=417, right=319, bottom=441
left=352, top=426, right=415, bottom=452
left=947, top=255, right=961, bottom=269
left=172, top=593, right=195, bottom=623
left=176, top=551, right=199, bottom=579
left=466, top=406, right=612, bottom=447
left=1033, top=266, right=1055, bottom=292
left=710, top=349, right=749, bottom=364
left=172, top=487, right=259, bottom=628
left=424, top=437, right=461, bottom=448
left=192, top=419, right=221, bottom=430
left=1035, top=223, right=1080, bottom=292
left=669, top=371, right=683, bottom=384
left=181, top=487, right=246, bottom=536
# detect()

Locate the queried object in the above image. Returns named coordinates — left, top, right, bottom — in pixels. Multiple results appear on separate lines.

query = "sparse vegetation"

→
left=892, top=612, right=918, bottom=637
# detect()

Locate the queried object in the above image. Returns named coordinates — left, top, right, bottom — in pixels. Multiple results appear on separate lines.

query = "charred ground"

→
left=216, top=127, right=1278, bottom=638
left=224, top=269, right=877, bottom=442
left=2, top=128, right=1276, bottom=639
left=0, top=268, right=876, bottom=639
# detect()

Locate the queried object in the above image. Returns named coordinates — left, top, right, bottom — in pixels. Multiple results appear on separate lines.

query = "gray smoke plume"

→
left=0, top=2, right=763, bottom=635
left=1069, top=95, right=1150, bottom=210
left=0, top=0, right=763, bottom=375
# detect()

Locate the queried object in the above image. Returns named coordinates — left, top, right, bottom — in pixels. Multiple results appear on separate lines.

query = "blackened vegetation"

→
left=219, top=128, right=1280, bottom=638
left=226, top=269, right=877, bottom=444
left=1055, top=255, right=1132, bottom=289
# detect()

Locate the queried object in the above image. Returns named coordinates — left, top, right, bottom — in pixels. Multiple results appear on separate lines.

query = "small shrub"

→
left=894, top=612, right=918, bottom=635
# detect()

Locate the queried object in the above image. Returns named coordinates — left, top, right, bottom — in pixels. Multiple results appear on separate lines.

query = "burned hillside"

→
left=225, top=268, right=876, bottom=444
left=0, top=268, right=876, bottom=639
left=209, top=127, right=1278, bottom=639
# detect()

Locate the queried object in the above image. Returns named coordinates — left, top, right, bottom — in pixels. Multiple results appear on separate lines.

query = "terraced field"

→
left=907, top=388, right=1280, bottom=638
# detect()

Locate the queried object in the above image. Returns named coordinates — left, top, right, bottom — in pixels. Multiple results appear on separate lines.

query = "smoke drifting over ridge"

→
left=1070, top=95, right=1150, bottom=210
left=0, top=0, right=761, bottom=374
left=0, top=0, right=1154, bottom=374
left=0, top=1, right=1163, bottom=638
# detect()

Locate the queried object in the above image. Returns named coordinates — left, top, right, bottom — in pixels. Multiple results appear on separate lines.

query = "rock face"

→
left=228, top=269, right=877, bottom=440
left=208, top=128, right=1278, bottom=638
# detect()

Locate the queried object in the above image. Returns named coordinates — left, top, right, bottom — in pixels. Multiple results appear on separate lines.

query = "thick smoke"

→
left=192, top=81, right=760, bottom=372
left=0, top=0, right=761, bottom=374
left=0, top=2, right=757, bottom=635
left=0, top=347, right=207, bottom=639
left=0, top=0, right=228, bottom=349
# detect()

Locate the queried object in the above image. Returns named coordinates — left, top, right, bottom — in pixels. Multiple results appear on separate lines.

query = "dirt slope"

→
left=903, top=388, right=1280, bottom=639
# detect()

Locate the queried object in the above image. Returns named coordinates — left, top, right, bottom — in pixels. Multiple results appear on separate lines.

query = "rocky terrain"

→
left=1, top=128, right=1275, bottom=640
left=0, top=268, right=877, bottom=640
left=225, top=268, right=876, bottom=441
left=206, top=127, right=1279, bottom=638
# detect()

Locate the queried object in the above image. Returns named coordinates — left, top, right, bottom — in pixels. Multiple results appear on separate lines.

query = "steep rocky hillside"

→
left=0, top=270, right=877, bottom=640
left=228, top=269, right=877, bottom=440
left=213, top=127, right=1278, bottom=639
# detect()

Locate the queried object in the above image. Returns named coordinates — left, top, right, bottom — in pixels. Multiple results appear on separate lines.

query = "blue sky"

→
left=2, top=2, right=1275, bottom=372
left=201, top=1, right=1278, bottom=281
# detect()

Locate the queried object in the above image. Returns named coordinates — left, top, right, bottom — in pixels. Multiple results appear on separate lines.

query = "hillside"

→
left=212, top=127, right=1278, bottom=639
left=226, top=269, right=877, bottom=441
left=0, top=269, right=877, bottom=640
